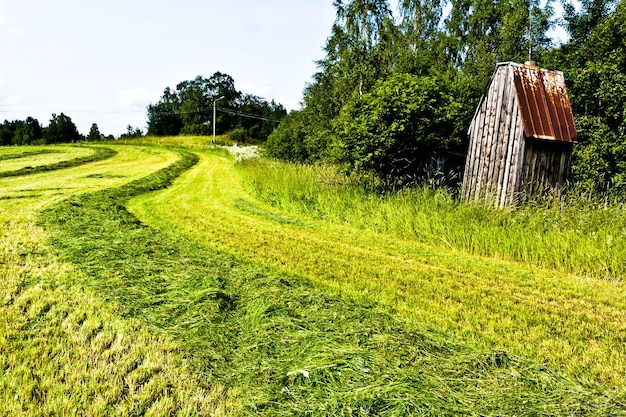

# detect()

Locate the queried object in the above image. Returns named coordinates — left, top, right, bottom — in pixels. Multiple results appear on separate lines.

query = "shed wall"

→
left=462, top=65, right=526, bottom=207
left=520, top=139, right=573, bottom=196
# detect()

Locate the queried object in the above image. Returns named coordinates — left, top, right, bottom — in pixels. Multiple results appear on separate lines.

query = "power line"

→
left=217, top=108, right=281, bottom=123
left=148, top=107, right=281, bottom=123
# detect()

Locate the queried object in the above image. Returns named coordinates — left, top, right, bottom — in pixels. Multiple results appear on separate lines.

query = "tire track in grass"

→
left=129, top=152, right=626, bottom=394
left=35, top=149, right=623, bottom=414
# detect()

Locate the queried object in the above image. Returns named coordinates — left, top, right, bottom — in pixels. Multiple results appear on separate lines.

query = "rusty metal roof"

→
left=505, top=62, right=577, bottom=143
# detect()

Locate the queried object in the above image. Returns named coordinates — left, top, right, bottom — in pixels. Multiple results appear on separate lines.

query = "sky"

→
left=0, top=1, right=567, bottom=138
left=0, top=1, right=338, bottom=136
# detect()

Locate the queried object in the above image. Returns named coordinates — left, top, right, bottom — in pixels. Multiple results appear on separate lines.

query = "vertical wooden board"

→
left=488, top=66, right=509, bottom=184
left=474, top=73, right=498, bottom=199
left=495, top=67, right=516, bottom=206
left=463, top=113, right=483, bottom=200
left=509, top=128, right=526, bottom=205
left=505, top=112, right=520, bottom=204
left=480, top=67, right=504, bottom=198
left=528, top=143, right=539, bottom=194
left=500, top=94, right=519, bottom=207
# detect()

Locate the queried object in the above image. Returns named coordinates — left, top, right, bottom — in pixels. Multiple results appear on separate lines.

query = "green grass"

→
left=3, top=139, right=626, bottom=415
left=129, top=150, right=626, bottom=391
left=235, top=158, right=626, bottom=280
left=1, top=145, right=230, bottom=415
left=0, top=148, right=58, bottom=161
left=0, top=146, right=115, bottom=178
left=38, top=148, right=624, bottom=415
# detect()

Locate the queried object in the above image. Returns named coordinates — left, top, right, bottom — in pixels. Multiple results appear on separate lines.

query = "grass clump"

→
left=0, top=148, right=59, bottom=161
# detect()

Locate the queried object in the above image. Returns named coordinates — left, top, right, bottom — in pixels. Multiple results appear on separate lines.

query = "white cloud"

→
left=116, top=88, right=157, bottom=108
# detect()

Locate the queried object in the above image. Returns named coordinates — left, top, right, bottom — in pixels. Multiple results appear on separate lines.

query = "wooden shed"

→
left=461, top=61, right=577, bottom=207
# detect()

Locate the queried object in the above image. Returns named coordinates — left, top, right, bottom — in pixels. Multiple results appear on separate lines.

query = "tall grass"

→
left=236, top=158, right=626, bottom=280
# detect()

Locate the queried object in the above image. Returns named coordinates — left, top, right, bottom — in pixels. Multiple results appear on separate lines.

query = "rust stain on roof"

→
left=510, top=64, right=578, bottom=143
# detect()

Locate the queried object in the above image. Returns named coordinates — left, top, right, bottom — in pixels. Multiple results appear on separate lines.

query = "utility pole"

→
left=212, top=95, right=225, bottom=143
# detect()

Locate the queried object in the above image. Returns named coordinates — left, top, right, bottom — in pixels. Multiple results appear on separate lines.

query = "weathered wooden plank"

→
left=488, top=66, right=509, bottom=186
left=495, top=67, right=517, bottom=207
left=484, top=68, right=507, bottom=197
left=500, top=89, right=519, bottom=207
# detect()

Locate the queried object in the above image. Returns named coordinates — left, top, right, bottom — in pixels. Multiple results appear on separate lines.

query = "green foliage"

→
left=43, top=113, right=81, bottom=144
left=147, top=72, right=286, bottom=141
left=265, top=110, right=309, bottom=161
left=334, top=73, right=464, bottom=184
left=269, top=0, right=561, bottom=188
left=235, top=95, right=286, bottom=143
left=146, top=87, right=183, bottom=136
left=549, top=0, right=626, bottom=194
left=571, top=116, right=626, bottom=192
left=0, top=117, right=44, bottom=146
left=120, top=124, right=144, bottom=139
left=86, top=123, right=102, bottom=142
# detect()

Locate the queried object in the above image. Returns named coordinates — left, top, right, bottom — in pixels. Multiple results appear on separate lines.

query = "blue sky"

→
left=0, top=1, right=337, bottom=136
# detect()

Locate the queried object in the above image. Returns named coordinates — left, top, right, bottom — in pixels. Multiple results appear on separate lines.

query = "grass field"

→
left=2, top=137, right=626, bottom=415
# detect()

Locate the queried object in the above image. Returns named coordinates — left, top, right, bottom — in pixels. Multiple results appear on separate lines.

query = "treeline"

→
left=147, top=71, right=287, bottom=142
left=0, top=113, right=121, bottom=146
left=266, top=0, right=626, bottom=193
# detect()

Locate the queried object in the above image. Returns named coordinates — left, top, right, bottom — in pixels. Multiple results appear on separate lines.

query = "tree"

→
left=44, top=113, right=80, bottom=144
left=0, top=120, right=17, bottom=146
left=296, top=0, right=397, bottom=160
left=397, top=0, right=447, bottom=74
left=147, top=87, right=183, bottom=136
left=120, top=125, right=143, bottom=139
left=442, top=0, right=554, bottom=89
left=14, top=117, right=43, bottom=145
left=87, top=123, right=102, bottom=142
left=147, top=72, right=285, bottom=140
left=554, top=0, right=626, bottom=193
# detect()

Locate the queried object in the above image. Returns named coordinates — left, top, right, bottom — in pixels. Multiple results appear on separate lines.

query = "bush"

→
left=333, top=73, right=465, bottom=186
left=264, top=110, right=309, bottom=162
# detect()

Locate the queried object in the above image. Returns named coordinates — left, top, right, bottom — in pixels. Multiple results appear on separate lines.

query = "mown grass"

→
left=38, top=148, right=624, bottom=415
left=0, top=148, right=58, bottom=161
left=0, top=145, right=116, bottom=178
left=111, top=134, right=236, bottom=149
left=129, top=151, right=626, bottom=395
left=0, top=220, right=229, bottom=416
left=4, top=140, right=626, bottom=415
left=1, top=145, right=232, bottom=415
left=236, top=158, right=626, bottom=280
